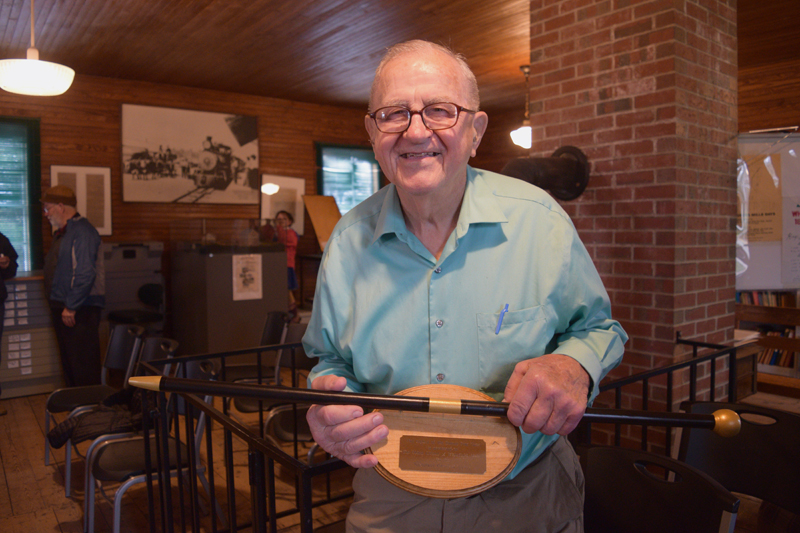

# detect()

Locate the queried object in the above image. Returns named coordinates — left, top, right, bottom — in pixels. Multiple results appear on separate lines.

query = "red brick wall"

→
left=528, top=0, right=738, bottom=441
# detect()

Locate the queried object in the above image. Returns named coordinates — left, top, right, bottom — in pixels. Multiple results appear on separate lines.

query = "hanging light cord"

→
left=521, top=65, right=530, bottom=121
left=30, top=0, right=35, bottom=49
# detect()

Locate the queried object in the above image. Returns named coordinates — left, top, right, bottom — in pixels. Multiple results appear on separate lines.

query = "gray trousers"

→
left=346, top=436, right=584, bottom=533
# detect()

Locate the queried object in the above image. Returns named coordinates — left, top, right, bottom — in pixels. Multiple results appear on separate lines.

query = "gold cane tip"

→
left=712, top=409, right=741, bottom=437
left=128, top=376, right=163, bottom=391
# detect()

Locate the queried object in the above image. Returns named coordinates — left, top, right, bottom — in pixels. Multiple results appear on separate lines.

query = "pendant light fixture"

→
left=510, top=65, right=532, bottom=149
left=0, top=0, right=75, bottom=96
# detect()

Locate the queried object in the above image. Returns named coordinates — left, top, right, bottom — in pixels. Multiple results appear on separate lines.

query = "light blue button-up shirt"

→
left=305, top=166, right=627, bottom=477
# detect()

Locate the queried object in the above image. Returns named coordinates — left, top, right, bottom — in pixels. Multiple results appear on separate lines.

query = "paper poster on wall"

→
left=50, top=166, right=112, bottom=235
left=781, top=196, right=800, bottom=286
left=744, top=154, right=782, bottom=242
left=232, top=254, right=262, bottom=301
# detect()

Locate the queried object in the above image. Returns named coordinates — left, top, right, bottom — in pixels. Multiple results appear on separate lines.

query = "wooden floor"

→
left=1, top=391, right=799, bottom=532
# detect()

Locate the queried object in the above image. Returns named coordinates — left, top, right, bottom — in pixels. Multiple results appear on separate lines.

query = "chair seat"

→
left=47, top=384, right=118, bottom=413
left=107, top=309, right=164, bottom=324
left=92, top=435, right=190, bottom=482
left=266, top=404, right=313, bottom=443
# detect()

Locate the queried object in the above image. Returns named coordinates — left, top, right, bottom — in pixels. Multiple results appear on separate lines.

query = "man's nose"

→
left=404, top=113, right=431, bottom=138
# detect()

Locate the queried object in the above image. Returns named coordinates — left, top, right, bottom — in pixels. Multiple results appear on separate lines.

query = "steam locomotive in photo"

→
left=192, top=136, right=246, bottom=190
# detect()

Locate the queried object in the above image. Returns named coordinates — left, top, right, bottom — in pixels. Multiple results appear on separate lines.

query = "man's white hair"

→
left=368, top=40, right=481, bottom=112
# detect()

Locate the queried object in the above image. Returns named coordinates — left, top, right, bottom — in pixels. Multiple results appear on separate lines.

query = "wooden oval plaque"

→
left=366, top=384, right=521, bottom=498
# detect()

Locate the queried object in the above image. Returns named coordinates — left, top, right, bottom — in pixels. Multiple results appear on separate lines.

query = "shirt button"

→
left=435, top=319, right=444, bottom=328
left=434, top=267, right=442, bottom=274
left=436, top=373, right=445, bottom=382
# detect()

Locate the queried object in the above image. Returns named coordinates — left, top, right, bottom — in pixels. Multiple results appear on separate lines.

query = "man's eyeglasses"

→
left=369, top=102, right=476, bottom=134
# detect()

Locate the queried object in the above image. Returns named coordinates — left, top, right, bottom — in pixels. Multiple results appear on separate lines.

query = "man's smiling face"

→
left=365, top=50, right=487, bottom=202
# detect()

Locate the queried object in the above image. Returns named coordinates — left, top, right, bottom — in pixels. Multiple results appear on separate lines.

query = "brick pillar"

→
left=528, top=1, right=738, bottom=419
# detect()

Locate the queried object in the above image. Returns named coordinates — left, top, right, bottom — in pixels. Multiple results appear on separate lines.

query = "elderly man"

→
left=304, top=40, right=627, bottom=532
left=42, top=185, right=105, bottom=387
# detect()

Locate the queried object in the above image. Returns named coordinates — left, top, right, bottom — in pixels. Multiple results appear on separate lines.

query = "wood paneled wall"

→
left=0, top=74, right=368, bottom=254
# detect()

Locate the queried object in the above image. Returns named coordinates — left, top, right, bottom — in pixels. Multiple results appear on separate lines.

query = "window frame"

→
left=0, top=116, right=43, bottom=272
left=315, top=142, right=385, bottom=214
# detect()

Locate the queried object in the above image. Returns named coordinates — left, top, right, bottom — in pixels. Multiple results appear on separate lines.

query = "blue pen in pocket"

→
left=495, top=303, right=509, bottom=334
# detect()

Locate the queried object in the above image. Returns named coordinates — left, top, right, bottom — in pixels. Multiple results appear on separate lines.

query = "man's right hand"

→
left=306, top=375, right=389, bottom=468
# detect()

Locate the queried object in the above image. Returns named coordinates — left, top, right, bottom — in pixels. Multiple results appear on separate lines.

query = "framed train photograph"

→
left=120, top=104, right=259, bottom=204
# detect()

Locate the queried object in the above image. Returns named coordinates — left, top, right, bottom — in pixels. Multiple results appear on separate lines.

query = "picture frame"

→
left=260, top=174, right=306, bottom=236
left=121, top=104, right=259, bottom=204
left=50, top=165, right=112, bottom=236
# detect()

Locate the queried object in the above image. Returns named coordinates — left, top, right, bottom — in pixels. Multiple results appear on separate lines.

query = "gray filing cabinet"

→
left=1, top=276, right=62, bottom=399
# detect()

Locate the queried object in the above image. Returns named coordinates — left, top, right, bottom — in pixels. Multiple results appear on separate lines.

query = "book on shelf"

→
left=734, top=328, right=761, bottom=344
left=736, top=290, right=796, bottom=307
left=757, top=328, right=796, bottom=368
left=735, top=289, right=800, bottom=376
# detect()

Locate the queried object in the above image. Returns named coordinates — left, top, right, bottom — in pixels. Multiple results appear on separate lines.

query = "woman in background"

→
left=274, top=210, right=299, bottom=321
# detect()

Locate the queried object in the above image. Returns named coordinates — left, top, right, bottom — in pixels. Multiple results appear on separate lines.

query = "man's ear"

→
left=470, top=111, right=489, bottom=157
left=365, top=115, right=378, bottom=147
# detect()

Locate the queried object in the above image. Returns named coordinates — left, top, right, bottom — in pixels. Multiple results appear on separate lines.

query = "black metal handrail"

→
left=576, top=332, right=745, bottom=457
left=140, top=334, right=749, bottom=531
left=140, top=341, right=353, bottom=533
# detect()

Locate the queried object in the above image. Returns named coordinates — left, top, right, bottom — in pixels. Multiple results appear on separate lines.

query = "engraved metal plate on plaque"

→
left=398, top=435, right=486, bottom=474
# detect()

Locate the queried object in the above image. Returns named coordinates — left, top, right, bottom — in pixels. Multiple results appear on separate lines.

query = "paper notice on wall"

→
left=745, top=154, right=782, bottom=242
left=232, top=254, right=263, bottom=301
left=781, top=196, right=800, bottom=286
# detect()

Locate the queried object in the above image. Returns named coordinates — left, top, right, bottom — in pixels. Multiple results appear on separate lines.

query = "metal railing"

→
left=136, top=333, right=750, bottom=531
left=139, top=341, right=352, bottom=533
left=574, top=332, right=748, bottom=457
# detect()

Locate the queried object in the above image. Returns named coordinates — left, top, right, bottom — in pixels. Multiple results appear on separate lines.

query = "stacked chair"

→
left=678, top=401, right=800, bottom=518
left=83, top=358, right=220, bottom=533
left=221, top=310, right=289, bottom=418
left=582, top=445, right=739, bottom=533
left=260, top=321, right=317, bottom=461
left=44, top=324, right=146, bottom=497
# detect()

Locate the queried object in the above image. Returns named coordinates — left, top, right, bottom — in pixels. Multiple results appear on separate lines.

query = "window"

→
left=316, top=144, right=383, bottom=215
left=0, top=118, right=43, bottom=271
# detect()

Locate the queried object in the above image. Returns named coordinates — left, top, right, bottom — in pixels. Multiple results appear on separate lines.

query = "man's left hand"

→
left=503, top=353, right=590, bottom=436
left=61, top=308, right=76, bottom=327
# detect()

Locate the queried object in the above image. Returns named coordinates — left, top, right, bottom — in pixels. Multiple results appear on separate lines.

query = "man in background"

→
left=42, top=185, right=105, bottom=387
left=0, top=231, right=19, bottom=415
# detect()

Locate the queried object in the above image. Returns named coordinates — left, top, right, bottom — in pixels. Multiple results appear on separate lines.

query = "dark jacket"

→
left=0, top=232, right=19, bottom=302
left=44, top=216, right=105, bottom=309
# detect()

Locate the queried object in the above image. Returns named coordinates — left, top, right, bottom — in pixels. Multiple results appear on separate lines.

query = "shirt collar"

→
left=371, top=166, right=508, bottom=245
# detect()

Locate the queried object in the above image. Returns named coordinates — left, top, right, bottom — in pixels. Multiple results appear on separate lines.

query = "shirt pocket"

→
left=476, top=306, right=552, bottom=396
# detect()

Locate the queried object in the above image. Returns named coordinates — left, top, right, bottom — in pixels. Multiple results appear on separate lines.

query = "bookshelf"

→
left=735, top=290, right=800, bottom=380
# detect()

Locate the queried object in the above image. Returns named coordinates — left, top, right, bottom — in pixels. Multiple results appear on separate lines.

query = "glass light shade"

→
left=510, top=123, right=532, bottom=149
left=261, top=182, right=280, bottom=195
left=0, top=48, right=75, bottom=96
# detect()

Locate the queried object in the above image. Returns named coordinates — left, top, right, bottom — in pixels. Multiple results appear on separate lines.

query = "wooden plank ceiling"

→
left=0, top=1, right=794, bottom=114
left=737, top=0, right=800, bottom=71
left=0, top=0, right=530, bottom=113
